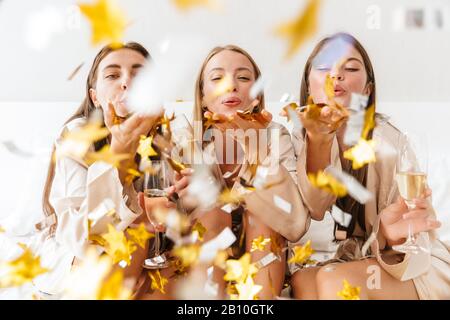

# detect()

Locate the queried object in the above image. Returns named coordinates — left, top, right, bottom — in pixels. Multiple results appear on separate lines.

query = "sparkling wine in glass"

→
left=392, top=133, right=430, bottom=255
left=142, top=160, right=171, bottom=269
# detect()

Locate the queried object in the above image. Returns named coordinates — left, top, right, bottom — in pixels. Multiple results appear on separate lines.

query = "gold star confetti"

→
left=172, top=0, right=215, bottom=11
left=213, top=73, right=233, bottom=97
left=275, top=0, right=322, bottom=59
left=337, top=279, right=361, bottom=300
left=0, top=247, right=49, bottom=287
left=126, top=223, right=154, bottom=249
left=124, top=167, right=142, bottom=186
left=172, top=244, right=201, bottom=268
left=85, top=145, right=130, bottom=168
left=166, top=156, right=187, bottom=174
left=224, top=253, right=258, bottom=283
left=79, top=0, right=127, bottom=47
left=288, top=240, right=315, bottom=265
left=192, top=221, right=207, bottom=242
left=213, top=250, right=228, bottom=269
left=270, top=235, right=282, bottom=256
left=343, top=138, right=376, bottom=170
left=64, top=120, right=110, bottom=144
left=250, top=236, right=271, bottom=253
left=137, top=135, right=158, bottom=159
left=219, top=188, right=244, bottom=205
left=325, top=73, right=335, bottom=100
left=308, top=170, right=348, bottom=197
left=230, top=276, right=262, bottom=300
left=96, top=269, right=131, bottom=300
left=102, top=224, right=137, bottom=265
left=361, top=104, right=375, bottom=140
left=55, top=120, right=110, bottom=161
left=149, top=270, right=169, bottom=294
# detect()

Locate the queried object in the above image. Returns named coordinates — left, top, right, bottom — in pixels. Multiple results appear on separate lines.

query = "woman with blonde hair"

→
left=187, top=44, right=309, bottom=299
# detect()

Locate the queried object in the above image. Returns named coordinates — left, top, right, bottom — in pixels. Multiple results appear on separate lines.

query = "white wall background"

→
left=0, top=0, right=450, bottom=103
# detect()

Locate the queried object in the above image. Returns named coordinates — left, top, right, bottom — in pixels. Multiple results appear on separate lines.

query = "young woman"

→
left=289, top=33, right=450, bottom=299
left=189, top=45, right=309, bottom=299
left=38, top=42, right=178, bottom=297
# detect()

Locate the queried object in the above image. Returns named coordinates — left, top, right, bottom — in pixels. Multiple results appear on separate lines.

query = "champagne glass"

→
left=392, top=132, right=430, bottom=255
left=142, top=160, right=171, bottom=269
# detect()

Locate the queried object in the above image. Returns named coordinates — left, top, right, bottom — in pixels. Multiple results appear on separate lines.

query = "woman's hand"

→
left=104, top=101, right=161, bottom=156
left=137, top=192, right=176, bottom=232
left=204, top=99, right=272, bottom=132
left=280, top=103, right=348, bottom=143
left=165, top=168, right=194, bottom=199
left=380, top=189, right=441, bottom=247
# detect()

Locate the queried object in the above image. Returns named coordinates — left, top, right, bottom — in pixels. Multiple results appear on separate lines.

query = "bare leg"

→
left=290, top=266, right=321, bottom=299
left=244, top=211, right=286, bottom=299
left=315, top=258, right=419, bottom=300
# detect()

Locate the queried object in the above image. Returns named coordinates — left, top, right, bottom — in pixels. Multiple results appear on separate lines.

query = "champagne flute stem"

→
left=154, top=230, right=160, bottom=257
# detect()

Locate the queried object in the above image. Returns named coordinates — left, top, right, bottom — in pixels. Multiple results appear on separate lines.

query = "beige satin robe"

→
left=291, top=119, right=450, bottom=299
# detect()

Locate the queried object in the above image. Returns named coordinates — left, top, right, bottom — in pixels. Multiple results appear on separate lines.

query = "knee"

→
left=315, top=265, right=343, bottom=300
left=291, top=270, right=314, bottom=299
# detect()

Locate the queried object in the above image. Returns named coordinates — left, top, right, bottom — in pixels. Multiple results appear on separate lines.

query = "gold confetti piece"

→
left=308, top=170, right=348, bottom=197
left=96, top=269, right=131, bottom=300
left=166, top=156, right=186, bottom=174
left=137, top=135, right=158, bottom=159
left=230, top=276, right=262, bottom=300
left=270, top=235, right=282, bottom=256
left=102, top=224, right=137, bottom=265
left=126, top=223, right=154, bottom=249
left=0, top=225, right=5, bottom=233
left=124, top=167, right=142, bottom=186
left=212, top=73, right=233, bottom=97
left=288, top=240, right=315, bottom=265
left=343, top=138, right=376, bottom=170
left=79, top=0, right=127, bottom=47
left=361, top=104, right=375, bottom=140
left=224, top=253, right=258, bottom=283
left=172, top=244, right=201, bottom=267
left=89, top=233, right=107, bottom=247
left=172, top=0, right=215, bottom=11
left=337, top=279, right=361, bottom=300
left=148, top=270, right=169, bottom=294
left=192, top=221, right=207, bottom=242
left=85, top=145, right=131, bottom=168
left=219, top=188, right=245, bottom=205
left=325, top=73, right=335, bottom=100
left=213, top=250, right=228, bottom=269
left=55, top=119, right=111, bottom=162
left=304, top=102, right=324, bottom=120
left=275, top=0, right=322, bottom=59
left=64, top=121, right=110, bottom=144
left=0, top=247, right=49, bottom=287
left=250, top=236, right=271, bottom=253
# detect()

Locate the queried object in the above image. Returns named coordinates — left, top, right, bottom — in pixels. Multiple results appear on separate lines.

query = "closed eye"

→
left=105, top=74, right=120, bottom=80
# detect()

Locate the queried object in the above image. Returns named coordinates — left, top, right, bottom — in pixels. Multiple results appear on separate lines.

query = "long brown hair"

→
left=300, top=33, right=376, bottom=237
left=42, top=42, right=150, bottom=236
left=193, top=45, right=266, bottom=141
